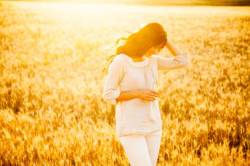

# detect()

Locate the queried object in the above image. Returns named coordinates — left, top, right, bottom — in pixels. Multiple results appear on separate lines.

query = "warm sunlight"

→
left=0, top=0, right=249, bottom=165
left=24, top=0, right=250, bottom=6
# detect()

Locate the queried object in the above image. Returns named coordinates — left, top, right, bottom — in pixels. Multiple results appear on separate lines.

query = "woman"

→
left=102, top=22, right=190, bottom=166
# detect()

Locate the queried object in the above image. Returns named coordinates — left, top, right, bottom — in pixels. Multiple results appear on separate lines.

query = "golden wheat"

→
left=0, top=1, right=249, bottom=166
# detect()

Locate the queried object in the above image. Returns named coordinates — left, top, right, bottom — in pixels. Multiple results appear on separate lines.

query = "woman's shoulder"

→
left=115, top=53, right=129, bottom=61
left=108, top=54, right=127, bottom=71
left=150, top=54, right=160, bottom=60
left=111, top=53, right=130, bottom=66
left=112, top=53, right=126, bottom=62
left=109, top=54, right=125, bottom=66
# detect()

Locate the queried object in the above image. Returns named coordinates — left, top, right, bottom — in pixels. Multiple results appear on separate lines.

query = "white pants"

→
left=118, top=130, right=162, bottom=166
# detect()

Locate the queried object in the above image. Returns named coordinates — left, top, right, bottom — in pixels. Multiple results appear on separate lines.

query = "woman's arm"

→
left=115, top=90, right=139, bottom=102
left=116, top=89, right=159, bottom=102
left=153, top=39, right=190, bottom=70
left=102, top=56, right=124, bottom=105
left=165, top=39, right=181, bottom=56
left=103, top=56, right=159, bottom=104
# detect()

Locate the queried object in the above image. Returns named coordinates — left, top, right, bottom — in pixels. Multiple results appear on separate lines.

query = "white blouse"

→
left=102, top=53, right=190, bottom=137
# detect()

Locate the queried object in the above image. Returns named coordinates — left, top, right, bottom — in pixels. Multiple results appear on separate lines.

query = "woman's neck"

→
left=130, top=55, right=146, bottom=62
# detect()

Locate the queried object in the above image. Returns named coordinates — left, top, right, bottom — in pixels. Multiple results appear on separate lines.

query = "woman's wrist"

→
left=118, top=90, right=141, bottom=101
left=131, top=89, right=141, bottom=99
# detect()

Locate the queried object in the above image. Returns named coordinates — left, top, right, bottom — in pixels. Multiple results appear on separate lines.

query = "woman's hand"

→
left=165, top=39, right=181, bottom=57
left=115, top=89, right=159, bottom=103
left=135, top=89, right=159, bottom=101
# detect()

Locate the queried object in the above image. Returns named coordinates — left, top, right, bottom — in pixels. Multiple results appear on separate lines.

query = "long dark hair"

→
left=103, top=22, right=167, bottom=74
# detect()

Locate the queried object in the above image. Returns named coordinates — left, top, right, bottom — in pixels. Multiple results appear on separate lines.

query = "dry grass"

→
left=0, top=1, right=249, bottom=165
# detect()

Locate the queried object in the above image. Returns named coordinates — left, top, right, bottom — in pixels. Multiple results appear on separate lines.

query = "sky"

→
left=10, top=0, right=250, bottom=6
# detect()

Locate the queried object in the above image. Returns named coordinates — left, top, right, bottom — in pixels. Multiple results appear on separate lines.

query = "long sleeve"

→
left=102, top=56, right=124, bottom=105
left=153, top=54, right=190, bottom=70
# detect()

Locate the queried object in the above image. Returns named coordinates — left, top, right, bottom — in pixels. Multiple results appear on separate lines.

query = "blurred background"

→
left=8, top=0, right=250, bottom=6
left=0, top=0, right=249, bottom=165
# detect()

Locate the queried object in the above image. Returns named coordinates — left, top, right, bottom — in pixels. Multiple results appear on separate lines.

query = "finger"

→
left=142, top=95, right=153, bottom=101
left=150, top=90, right=159, bottom=95
left=153, top=92, right=159, bottom=96
left=145, top=95, right=156, bottom=101
left=144, top=98, right=154, bottom=102
left=145, top=93, right=156, bottom=98
left=149, top=92, right=159, bottom=97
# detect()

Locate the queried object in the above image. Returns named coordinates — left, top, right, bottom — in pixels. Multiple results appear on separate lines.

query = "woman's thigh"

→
left=145, top=130, right=162, bottom=166
left=119, top=135, right=152, bottom=166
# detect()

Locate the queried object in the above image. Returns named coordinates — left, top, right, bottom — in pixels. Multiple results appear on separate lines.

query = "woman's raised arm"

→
left=153, top=40, right=191, bottom=70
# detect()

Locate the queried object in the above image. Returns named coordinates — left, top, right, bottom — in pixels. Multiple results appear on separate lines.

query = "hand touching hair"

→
left=103, top=22, right=168, bottom=75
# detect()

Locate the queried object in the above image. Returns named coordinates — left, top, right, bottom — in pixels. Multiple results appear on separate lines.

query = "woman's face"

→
left=144, top=43, right=165, bottom=57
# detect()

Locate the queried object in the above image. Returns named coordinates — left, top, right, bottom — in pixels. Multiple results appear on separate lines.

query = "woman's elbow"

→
left=173, top=60, right=189, bottom=69
left=179, top=55, right=191, bottom=68
left=185, top=57, right=191, bottom=68
left=182, top=59, right=190, bottom=68
left=103, top=96, right=117, bottom=105
left=102, top=89, right=120, bottom=105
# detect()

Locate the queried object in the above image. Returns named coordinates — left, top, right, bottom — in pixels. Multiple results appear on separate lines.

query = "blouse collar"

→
left=121, top=53, right=149, bottom=67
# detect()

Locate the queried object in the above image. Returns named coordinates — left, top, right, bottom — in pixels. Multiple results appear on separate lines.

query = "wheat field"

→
left=0, top=1, right=249, bottom=165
